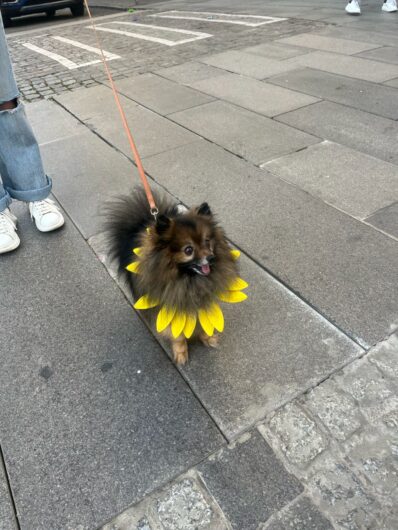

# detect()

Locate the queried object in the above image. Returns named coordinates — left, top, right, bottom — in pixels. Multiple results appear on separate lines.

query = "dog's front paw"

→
left=172, top=339, right=189, bottom=365
left=200, top=332, right=220, bottom=349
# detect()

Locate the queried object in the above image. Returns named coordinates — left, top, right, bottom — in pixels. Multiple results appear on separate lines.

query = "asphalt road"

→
left=4, top=6, right=117, bottom=34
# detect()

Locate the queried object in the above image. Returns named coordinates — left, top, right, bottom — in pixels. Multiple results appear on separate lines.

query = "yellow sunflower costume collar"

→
left=126, top=249, right=248, bottom=339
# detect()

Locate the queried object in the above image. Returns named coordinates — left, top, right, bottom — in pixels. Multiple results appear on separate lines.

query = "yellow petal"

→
left=126, top=261, right=140, bottom=274
left=218, top=291, right=248, bottom=303
left=183, top=314, right=197, bottom=339
left=198, top=309, right=215, bottom=337
left=171, top=312, right=187, bottom=339
left=133, top=247, right=142, bottom=256
left=134, top=295, right=159, bottom=310
left=228, top=277, right=249, bottom=291
left=156, top=306, right=176, bottom=333
left=230, top=249, right=241, bottom=260
left=146, top=227, right=151, bottom=234
left=206, top=303, right=224, bottom=333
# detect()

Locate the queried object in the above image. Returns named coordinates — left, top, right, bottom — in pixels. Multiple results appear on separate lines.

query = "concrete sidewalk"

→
left=1, top=1, right=398, bottom=529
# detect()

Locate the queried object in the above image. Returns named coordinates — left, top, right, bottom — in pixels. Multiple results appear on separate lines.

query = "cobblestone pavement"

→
left=103, top=333, right=398, bottom=530
left=6, top=10, right=325, bottom=101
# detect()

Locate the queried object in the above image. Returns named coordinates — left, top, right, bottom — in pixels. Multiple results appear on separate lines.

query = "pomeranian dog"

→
left=105, top=188, right=246, bottom=365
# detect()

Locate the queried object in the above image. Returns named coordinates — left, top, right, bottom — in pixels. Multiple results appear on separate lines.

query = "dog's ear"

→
left=155, top=214, right=172, bottom=235
left=197, top=202, right=212, bottom=217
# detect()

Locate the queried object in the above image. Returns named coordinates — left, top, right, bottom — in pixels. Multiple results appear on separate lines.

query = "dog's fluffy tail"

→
left=103, top=187, right=177, bottom=274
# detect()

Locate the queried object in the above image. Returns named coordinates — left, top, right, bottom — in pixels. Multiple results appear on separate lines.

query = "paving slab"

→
left=264, top=141, right=398, bottom=219
left=365, top=201, right=398, bottom=239
left=107, top=73, right=215, bottom=116
left=155, top=61, right=227, bottom=86
left=102, top=470, right=231, bottom=530
left=198, top=50, right=303, bottom=80
left=169, top=100, right=319, bottom=165
left=240, top=41, right=312, bottom=60
left=144, top=140, right=398, bottom=346
left=0, top=205, right=224, bottom=530
left=269, top=67, right=398, bottom=120
left=314, top=26, right=398, bottom=48
left=197, top=431, right=303, bottom=530
left=385, top=77, right=398, bottom=88
left=284, top=50, right=398, bottom=83
left=276, top=34, right=381, bottom=55
left=25, top=98, right=86, bottom=144
left=189, top=73, right=319, bottom=117
left=263, top=496, right=334, bottom=530
left=54, top=85, right=199, bottom=160
left=276, top=101, right=398, bottom=165
left=41, top=130, right=141, bottom=239
left=0, top=461, right=17, bottom=530
left=357, top=46, right=398, bottom=65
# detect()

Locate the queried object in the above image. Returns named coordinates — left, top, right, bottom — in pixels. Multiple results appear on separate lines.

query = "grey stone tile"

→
left=0, top=205, right=224, bottom=530
left=357, top=46, right=398, bottom=65
left=41, top=130, right=141, bottom=239
left=190, top=73, right=319, bottom=117
left=197, top=431, right=303, bottom=530
left=155, top=62, right=226, bottom=86
left=264, top=141, right=398, bottom=219
left=0, top=461, right=17, bottom=530
left=269, top=68, right=398, bottom=119
left=276, top=34, right=381, bottom=55
left=306, top=460, right=380, bottom=529
left=25, top=98, right=85, bottom=144
left=102, top=470, right=230, bottom=530
left=304, top=380, right=364, bottom=442
left=109, top=73, right=215, bottom=116
left=198, top=50, right=303, bottom=80
left=54, top=85, right=199, bottom=160
left=240, top=42, right=312, bottom=60
left=143, top=140, right=398, bottom=346
left=315, top=26, right=398, bottom=48
left=169, top=101, right=319, bottom=165
left=263, top=496, right=334, bottom=530
left=385, top=77, right=398, bottom=87
left=366, top=201, right=398, bottom=238
left=285, top=51, right=398, bottom=83
left=262, top=403, right=328, bottom=467
left=276, top=101, right=398, bottom=165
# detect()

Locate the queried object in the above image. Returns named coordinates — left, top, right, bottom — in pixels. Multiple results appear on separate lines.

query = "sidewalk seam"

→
left=0, top=445, right=21, bottom=530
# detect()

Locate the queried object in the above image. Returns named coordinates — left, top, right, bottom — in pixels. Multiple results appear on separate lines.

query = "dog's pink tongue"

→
left=201, top=263, right=211, bottom=275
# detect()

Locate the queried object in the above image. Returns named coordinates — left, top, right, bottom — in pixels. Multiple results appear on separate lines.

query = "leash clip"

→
left=150, top=207, right=159, bottom=221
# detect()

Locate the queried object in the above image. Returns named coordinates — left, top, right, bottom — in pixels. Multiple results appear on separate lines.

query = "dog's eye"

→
left=184, top=246, right=194, bottom=256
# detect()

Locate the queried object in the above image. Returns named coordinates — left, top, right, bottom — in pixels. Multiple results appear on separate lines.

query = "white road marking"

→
left=150, top=11, right=287, bottom=27
left=22, top=42, right=101, bottom=69
left=52, top=36, right=120, bottom=60
left=90, top=21, right=212, bottom=46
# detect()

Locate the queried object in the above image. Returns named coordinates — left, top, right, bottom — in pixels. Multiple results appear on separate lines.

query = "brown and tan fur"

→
left=104, top=188, right=238, bottom=364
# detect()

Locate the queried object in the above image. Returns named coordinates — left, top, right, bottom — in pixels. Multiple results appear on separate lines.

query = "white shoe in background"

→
left=345, top=0, right=361, bottom=14
left=382, top=0, right=397, bottom=12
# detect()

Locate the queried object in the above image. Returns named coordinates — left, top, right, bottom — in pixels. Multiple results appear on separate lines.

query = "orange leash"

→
left=83, top=0, right=158, bottom=216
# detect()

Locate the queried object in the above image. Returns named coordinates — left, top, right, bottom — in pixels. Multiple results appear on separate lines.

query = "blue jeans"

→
left=0, top=14, right=51, bottom=213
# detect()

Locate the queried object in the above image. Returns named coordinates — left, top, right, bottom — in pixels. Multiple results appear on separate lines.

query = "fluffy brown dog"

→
left=105, top=188, right=241, bottom=364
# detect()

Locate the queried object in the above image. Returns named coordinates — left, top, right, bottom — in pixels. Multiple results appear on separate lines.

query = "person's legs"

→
left=0, top=14, right=63, bottom=248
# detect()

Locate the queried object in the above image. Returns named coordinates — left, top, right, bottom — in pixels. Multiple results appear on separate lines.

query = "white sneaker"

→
left=345, top=0, right=361, bottom=14
left=29, top=198, right=65, bottom=232
left=382, top=0, right=397, bottom=12
left=0, top=208, right=20, bottom=254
